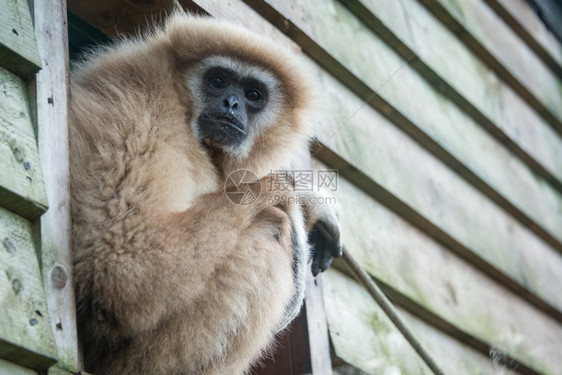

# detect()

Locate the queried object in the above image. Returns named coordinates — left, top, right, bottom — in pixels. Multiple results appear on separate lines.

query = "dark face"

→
left=197, top=67, right=268, bottom=148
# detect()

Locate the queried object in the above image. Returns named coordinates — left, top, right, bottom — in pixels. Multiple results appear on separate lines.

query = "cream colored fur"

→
left=69, top=12, right=320, bottom=375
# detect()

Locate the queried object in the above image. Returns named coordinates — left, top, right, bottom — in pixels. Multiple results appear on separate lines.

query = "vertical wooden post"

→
left=305, top=273, right=332, bottom=375
left=298, top=143, right=333, bottom=374
left=33, top=0, right=80, bottom=370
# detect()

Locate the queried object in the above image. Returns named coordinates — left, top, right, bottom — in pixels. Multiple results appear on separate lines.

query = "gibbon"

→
left=69, top=11, right=341, bottom=375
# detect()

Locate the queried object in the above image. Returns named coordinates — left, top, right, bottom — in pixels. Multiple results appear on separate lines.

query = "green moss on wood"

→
left=0, top=66, right=48, bottom=219
left=0, top=206, right=57, bottom=369
left=0, top=0, right=41, bottom=77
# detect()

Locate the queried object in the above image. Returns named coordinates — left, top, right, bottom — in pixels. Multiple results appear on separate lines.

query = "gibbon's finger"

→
left=309, top=229, right=322, bottom=276
left=319, top=258, right=333, bottom=273
left=311, top=257, right=321, bottom=276
left=317, top=228, right=333, bottom=273
left=310, top=223, right=336, bottom=275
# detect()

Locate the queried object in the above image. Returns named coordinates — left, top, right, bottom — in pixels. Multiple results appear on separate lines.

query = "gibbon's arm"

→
left=74, top=177, right=303, bottom=339
left=281, top=180, right=342, bottom=276
left=304, top=190, right=343, bottom=275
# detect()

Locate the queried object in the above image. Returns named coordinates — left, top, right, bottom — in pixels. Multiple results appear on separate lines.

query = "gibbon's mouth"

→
left=198, top=112, right=248, bottom=148
left=207, top=112, right=246, bottom=134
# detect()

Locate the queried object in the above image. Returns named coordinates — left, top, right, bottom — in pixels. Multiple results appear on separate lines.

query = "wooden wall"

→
left=0, top=0, right=79, bottom=374
left=2, top=0, right=560, bottom=373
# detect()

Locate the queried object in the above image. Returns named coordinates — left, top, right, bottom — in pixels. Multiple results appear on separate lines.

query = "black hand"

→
left=309, top=221, right=342, bottom=276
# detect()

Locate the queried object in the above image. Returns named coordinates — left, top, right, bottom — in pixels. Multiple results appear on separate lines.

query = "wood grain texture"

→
left=0, top=206, right=58, bottom=370
left=305, top=273, right=333, bottom=374
left=0, top=66, right=48, bottom=219
left=483, top=0, right=562, bottom=77
left=0, top=358, right=37, bottom=375
left=344, top=0, right=562, bottom=206
left=416, top=0, right=562, bottom=134
left=323, top=269, right=515, bottom=375
left=330, top=170, right=562, bottom=374
left=0, top=0, right=41, bottom=78
left=35, top=0, right=100, bottom=370
left=311, top=65, right=562, bottom=319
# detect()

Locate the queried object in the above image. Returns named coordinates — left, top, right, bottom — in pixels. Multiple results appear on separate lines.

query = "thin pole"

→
left=341, top=249, right=446, bottom=375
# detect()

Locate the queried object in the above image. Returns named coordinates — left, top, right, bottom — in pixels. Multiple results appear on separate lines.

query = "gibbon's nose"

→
left=223, top=94, right=239, bottom=110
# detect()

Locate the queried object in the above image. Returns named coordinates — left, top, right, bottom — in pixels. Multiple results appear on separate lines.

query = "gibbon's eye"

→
left=245, top=88, right=263, bottom=102
left=208, top=75, right=226, bottom=89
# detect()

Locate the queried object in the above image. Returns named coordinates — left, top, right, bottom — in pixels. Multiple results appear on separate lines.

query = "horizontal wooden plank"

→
left=416, top=0, right=562, bottom=134
left=332, top=365, right=370, bottom=374
left=226, top=0, right=562, bottom=316
left=0, top=66, right=48, bottom=219
left=483, top=0, right=562, bottom=77
left=0, top=358, right=37, bottom=375
left=48, top=362, right=85, bottom=375
left=327, top=168, right=562, bottom=373
left=398, top=311, right=526, bottom=375
left=343, top=0, right=562, bottom=203
left=309, top=68, right=562, bottom=318
left=0, top=206, right=58, bottom=369
left=0, top=0, right=41, bottom=77
left=323, top=269, right=520, bottom=375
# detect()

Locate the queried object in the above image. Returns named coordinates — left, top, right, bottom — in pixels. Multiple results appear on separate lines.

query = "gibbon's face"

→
left=198, top=66, right=266, bottom=146
left=188, top=56, right=284, bottom=155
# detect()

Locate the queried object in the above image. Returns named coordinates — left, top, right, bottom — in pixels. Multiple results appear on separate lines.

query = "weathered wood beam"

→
left=323, top=269, right=527, bottom=375
left=0, top=0, right=41, bottom=78
left=416, top=0, right=562, bottom=135
left=483, top=0, right=562, bottom=78
left=0, top=67, right=48, bottom=219
left=326, top=171, right=562, bottom=374
left=34, top=0, right=81, bottom=370
left=0, top=207, right=58, bottom=370
left=305, top=273, right=333, bottom=374
left=340, top=0, right=562, bottom=208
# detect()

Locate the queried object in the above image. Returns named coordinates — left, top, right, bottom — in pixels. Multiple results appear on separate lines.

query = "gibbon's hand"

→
left=309, top=220, right=342, bottom=276
left=304, top=192, right=343, bottom=276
